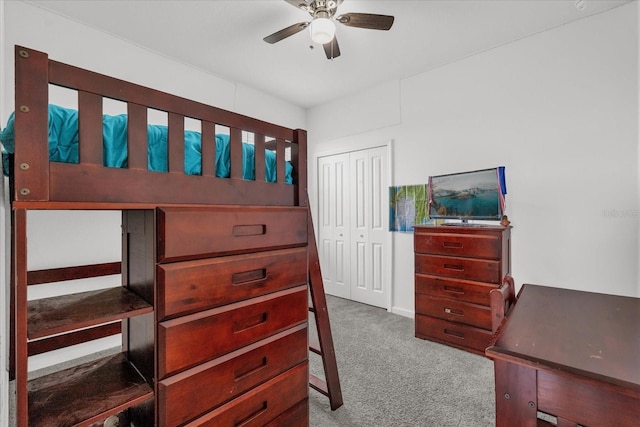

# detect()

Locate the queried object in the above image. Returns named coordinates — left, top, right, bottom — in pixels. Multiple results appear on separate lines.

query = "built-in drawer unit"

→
left=149, top=206, right=309, bottom=426
left=414, top=225, right=511, bottom=355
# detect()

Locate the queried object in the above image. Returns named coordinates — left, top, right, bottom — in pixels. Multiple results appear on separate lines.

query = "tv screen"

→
left=428, top=167, right=505, bottom=221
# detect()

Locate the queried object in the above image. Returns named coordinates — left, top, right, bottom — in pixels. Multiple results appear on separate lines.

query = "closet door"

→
left=317, top=154, right=351, bottom=299
left=349, top=146, right=388, bottom=308
left=317, top=146, right=389, bottom=309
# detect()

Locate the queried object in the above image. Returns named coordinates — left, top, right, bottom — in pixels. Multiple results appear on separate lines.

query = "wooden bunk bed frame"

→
left=6, top=45, right=317, bottom=426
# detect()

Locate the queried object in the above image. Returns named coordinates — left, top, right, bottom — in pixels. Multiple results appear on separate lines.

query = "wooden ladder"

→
left=307, top=203, right=344, bottom=410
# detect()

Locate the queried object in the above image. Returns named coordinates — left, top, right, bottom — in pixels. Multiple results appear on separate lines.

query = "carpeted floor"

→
left=308, top=295, right=496, bottom=427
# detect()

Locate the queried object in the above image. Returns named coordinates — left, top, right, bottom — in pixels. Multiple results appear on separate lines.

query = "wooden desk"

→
left=486, top=284, right=640, bottom=427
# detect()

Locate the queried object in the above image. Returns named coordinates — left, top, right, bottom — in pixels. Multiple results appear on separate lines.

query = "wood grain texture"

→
left=183, top=362, right=308, bottom=427
left=27, top=262, right=121, bottom=286
left=28, top=353, right=153, bottom=427
left=414, top=225, right=511, bottom=355
left=415, top=313, right=492, bottom=353
left=28, top=287, right=152, bottom=339
left=487, top=285, right=640, bottom=426
left=159, top=324, right=307, bottom=426
left=415, top=254, right=500, bottom=284
left=28, top=322, right=121, bottom=356
left=158, top=285, right=307, bottom=378
left=157, top=247, right=308, bottom=320
left=157, top=206, right=307, bottom=262
left=11, top=44, right=311, bottom=427
left=415, top=293, right=492, bottom=329
left=414, top=229, right=501, bottom=259
left=415, top=273, right=498, bottom=306
left=12, top=45, right=306, bottom=207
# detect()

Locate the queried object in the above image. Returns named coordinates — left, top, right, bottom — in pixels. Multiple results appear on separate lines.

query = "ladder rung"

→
left=309, top=374, right=329, bottom=396
left=309, top=341, right=322, bottom=355
left=308, top=305, right=316, bottom=313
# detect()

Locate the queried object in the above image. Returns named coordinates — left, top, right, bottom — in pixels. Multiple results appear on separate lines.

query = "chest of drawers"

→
left=413, top=225, right=514, bottom=355
left=125, top=206, right=309, bottom=426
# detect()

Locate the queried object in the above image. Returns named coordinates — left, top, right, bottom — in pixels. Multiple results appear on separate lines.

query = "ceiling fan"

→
left=263, top=0, right=395, bottom=60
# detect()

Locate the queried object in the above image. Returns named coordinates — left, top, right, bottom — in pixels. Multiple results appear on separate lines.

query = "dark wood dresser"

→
left=487, top=284, right=640, bottom=427
left=125, top=206, right=310, bottom=426
left=413, top=224, right=514, bottom=355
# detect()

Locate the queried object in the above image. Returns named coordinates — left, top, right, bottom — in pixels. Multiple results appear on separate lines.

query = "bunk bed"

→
left=4, top=45, right=310, bottom=426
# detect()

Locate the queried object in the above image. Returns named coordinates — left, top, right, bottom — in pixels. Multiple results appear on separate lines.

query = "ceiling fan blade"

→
left=284, top=0, right=313, bottom=13
left=323, top=37, right=341, bottom=60
left=263, top=22, right=309, bottom=44
left=336, top=13, right=394, bottom=30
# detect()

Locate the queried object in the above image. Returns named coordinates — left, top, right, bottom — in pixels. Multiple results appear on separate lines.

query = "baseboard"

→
left=391, top=306, right=414, bottom=319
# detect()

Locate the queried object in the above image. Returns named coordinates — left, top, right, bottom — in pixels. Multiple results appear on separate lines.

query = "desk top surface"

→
left=486, top=284, right=640, bottom=391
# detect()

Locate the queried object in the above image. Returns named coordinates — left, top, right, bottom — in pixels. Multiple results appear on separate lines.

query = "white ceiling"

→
left=25, top=0, right=631, bottom=109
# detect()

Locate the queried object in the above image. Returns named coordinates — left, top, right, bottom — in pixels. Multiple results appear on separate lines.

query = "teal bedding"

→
left=0, top=104, right=292, bottom=183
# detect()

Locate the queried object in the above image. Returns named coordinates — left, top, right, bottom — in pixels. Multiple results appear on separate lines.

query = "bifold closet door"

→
left=317, top=146, right=389, bottom=309
left=349, top=146, right=387, bottom=308
left=317, top=153, right=351, bottom=299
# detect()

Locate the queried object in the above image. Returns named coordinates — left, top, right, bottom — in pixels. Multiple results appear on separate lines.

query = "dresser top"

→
left=414, top=224, right=509, bottom=235
left=487, top=284, right=640, bottom=391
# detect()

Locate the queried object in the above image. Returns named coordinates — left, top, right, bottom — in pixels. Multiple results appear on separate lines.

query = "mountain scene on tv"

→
left=429, top=169, right=500, bottom=218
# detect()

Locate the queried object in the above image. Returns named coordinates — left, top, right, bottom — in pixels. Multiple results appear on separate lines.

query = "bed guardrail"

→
left=11, top=45, right=307, bottom=207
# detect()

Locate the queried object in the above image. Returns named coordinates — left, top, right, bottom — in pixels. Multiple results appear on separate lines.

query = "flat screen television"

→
left=428, top=167, right=506, bottom=222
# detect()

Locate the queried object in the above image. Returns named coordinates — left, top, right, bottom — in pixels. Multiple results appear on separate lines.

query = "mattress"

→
left=0, top=104, right=292, bottom=183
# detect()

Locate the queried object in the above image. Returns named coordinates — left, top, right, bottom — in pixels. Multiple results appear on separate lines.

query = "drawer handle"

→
left=444, top=307, right=464, bottom=316
left=235, top=401, right=268, bottom=427
left=234, top=356, right=268, bottom=381
left=444, top=328, right=465, bottom=339
left=232, top=268, right=267, bottom=286
left=444, top=263, right=464, bottom=271
left=233, top=312, right=268, bottom=333
left=233, top=224, right=267, bottom=237
left=443, top=285, right=464, bottom=294
left=443, top=241, right=463, bottom=249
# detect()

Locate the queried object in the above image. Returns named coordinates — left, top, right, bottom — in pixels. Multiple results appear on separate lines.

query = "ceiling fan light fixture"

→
left=309, top=17, right=336, bottom=44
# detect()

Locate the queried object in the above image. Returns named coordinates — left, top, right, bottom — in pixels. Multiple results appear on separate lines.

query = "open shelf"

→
left=28, top=352, right=153, bottom=426
left=27, top=286, right=153, bottom=339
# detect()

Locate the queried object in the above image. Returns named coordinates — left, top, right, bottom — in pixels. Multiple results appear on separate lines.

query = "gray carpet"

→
left=309, top=295, right=496, bottom=427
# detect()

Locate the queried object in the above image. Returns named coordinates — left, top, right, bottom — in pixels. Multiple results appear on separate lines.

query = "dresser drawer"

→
left=415, top=254, right=500, bottom=283
left=158, top=285, right=307, bottom=378
left=158, top=247, right=307, bottom=320
left=157, top=206, right=307, bottom=263
left=415, top=293, right=492, bottom=330
left=264, top=399, right=309, bottom=427
left=415, top=314, right=493, bottom=353
left=159, top=324, right=307, bottom=426
left=184, top=362, right=308, bottom=427
left=414, top=231, right=501, bottom=259
left=415, top=274, right=498, bottom=306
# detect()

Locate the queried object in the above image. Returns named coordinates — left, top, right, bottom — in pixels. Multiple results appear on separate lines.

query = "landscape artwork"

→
left=389, top=184, right=435, bottom=232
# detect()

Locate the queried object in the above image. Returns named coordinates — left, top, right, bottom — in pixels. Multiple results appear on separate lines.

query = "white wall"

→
left=0, top=0, right=307, bottom=404
left=638, top=1, right=640, bottom=299
left=308, top=2, right=639, bottom=316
